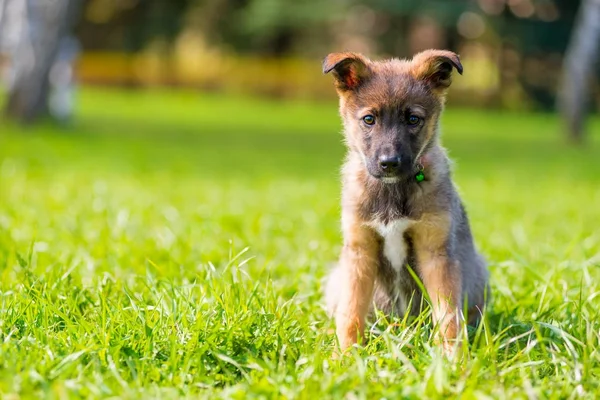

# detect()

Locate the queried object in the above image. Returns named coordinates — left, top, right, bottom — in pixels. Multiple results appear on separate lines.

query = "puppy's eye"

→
left=407, top=115, right=421, bottom=126
left=362, top=115, right=376, bottom=126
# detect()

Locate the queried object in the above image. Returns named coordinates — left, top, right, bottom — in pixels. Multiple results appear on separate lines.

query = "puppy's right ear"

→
left=322, top=52, right=370, bottom=91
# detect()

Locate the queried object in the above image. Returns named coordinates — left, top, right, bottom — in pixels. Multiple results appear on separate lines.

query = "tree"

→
left=558, top=0, right=600, bottom=143
left=2, top=0, right=82, bottom=124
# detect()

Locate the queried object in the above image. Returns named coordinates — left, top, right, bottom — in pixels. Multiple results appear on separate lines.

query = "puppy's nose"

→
left=379, top=155, right=401, bottom=170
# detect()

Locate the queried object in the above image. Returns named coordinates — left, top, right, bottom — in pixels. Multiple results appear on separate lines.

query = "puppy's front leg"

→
left=412, top=214, right=463, bottom=355
left=334, top=219, right=379, bottom=350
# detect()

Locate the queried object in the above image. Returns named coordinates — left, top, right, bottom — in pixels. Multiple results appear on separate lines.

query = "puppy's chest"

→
left=371, top=219, right=414, bottom=272
left=359, top=184, right=423, bottom=225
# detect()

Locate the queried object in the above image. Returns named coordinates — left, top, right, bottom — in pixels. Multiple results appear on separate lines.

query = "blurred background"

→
left=0, top=0, right=599, bottom=141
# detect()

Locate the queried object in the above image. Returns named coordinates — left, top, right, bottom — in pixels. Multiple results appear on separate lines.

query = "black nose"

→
left=379, top=155, right=401, bottom=170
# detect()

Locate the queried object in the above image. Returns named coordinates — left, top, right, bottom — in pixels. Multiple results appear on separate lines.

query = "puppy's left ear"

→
left=410, top=49, right=463, bottom=90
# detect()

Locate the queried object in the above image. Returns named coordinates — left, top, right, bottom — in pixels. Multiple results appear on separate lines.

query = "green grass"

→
left=1, top=87, right=600, bottom=399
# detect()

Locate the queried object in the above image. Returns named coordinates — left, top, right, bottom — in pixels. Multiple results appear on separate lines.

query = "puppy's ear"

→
left=322, top=52, right=371, bottom=91
left=410, top=49, right=463, bottom=90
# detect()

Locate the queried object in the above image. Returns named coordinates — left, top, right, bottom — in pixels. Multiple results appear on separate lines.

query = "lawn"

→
left=1, top=87, right=600, bottom=399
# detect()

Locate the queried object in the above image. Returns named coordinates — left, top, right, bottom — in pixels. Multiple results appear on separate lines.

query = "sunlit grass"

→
left=1, top=87, right=600, bottom=398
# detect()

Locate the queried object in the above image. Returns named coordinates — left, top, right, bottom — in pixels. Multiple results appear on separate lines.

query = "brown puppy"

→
left=323, top=50, right=489, bottom=355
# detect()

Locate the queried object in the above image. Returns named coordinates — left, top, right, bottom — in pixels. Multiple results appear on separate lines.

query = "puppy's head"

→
left=323, top=50, right=462, bottom=183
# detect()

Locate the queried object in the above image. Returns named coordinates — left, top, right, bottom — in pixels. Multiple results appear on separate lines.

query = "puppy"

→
left=323, top=50, right=489, bottom=355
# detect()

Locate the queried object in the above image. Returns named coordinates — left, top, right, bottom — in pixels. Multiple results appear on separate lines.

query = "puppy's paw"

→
left=441, top=339, right=463, bottom=361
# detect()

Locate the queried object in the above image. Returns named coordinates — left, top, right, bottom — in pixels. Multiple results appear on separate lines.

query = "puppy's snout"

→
left=379, top=155, right=401, bottom=171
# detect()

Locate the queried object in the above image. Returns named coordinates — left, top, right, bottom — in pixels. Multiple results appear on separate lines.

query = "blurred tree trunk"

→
left=3, top=0, right=81, bottom=124
left=558, top=0, right=600, bottom=144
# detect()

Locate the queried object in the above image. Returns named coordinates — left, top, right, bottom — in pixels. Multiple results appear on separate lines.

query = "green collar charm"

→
left=415, top=163, right=425, bottom=182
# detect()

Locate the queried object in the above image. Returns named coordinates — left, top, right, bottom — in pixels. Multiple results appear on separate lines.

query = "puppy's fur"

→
left=323, top=50, right=489, bottom=354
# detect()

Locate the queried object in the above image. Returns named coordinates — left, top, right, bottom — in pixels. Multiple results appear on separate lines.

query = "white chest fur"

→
left=371, top=219, right=413, bottom=272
